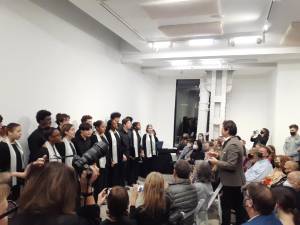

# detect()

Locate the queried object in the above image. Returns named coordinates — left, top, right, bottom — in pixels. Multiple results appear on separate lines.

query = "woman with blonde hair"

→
left=129, top=172, right=170, bottom=225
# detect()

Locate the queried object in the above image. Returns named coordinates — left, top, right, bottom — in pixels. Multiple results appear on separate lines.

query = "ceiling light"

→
left=170, top=60, right=192, bottom=67
left=199, top=58, right=225, bottom=66
left=148, top=41, right=172, bottom=50
left=142, top=0, right=191, bottom=6
left=188, top=39, right=215, bottom=46
left=263, top=21, right=272, bottom=32
left=229, top=35, right=263, bottom=46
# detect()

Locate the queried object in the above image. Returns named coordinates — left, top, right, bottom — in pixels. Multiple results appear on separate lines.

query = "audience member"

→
left=267, top=145, right=276, bottom=167
left=208, top=120, right=247, bottom=225
left=0, top=123, right=24, bottom=200
left=178, top=139, right=194, bottom=160
left=284, top=171, right=300, bottom=210
left=245, top=146, right=273, bottom=183
left=27, top=110, right=52, bottom=162
left=272, top=186, right=300, bottom=225
left=189, top=140, right=205, bottom=165
left=11, top=162, right=102, bottom=225
left=242, top=183, right=282, bottom=225
left=166, top=160, right=198, bottom=225
left=192, top=161, right=213, bottom=225
left=101, top=186, right=136, bottom=225
left=250, top=128, right=269, bottom=147
left=0, top=184, right=10, bottom=225
left=129, top=172, right=170, bottom=225
left=283, top=160, right=299, bottom=175
left=283, top=124, right=300, bottom=164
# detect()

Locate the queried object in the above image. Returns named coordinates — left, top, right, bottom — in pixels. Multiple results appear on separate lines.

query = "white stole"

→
left=133, top=130, right=139, bottom=158
left=109, top=130, right=119, bottom=164
left=146, top=134, right=156, bottom=158
left=45, top=141, right=62, bottom=162
left=63, top=137, right=75, bottom=167
left=5, top=138, right=24, bottom=186
left=95, top=132, right=107, bottom=168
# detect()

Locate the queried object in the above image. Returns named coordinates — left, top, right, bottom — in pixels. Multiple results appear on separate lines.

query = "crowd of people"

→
left=0, top=111, right=300, bottom=225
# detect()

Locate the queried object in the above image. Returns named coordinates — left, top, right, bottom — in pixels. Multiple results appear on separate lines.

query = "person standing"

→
left=27, top=110, right=52, bottom=162
left=209, top=120, right=247, bottom=225
left=131, top=122, right=142, bottom=184
left=250, top=128, right=269, bottom=147
left=73, top=123, right=93, bottom=157
left=283, top=124, right=300, bottom=164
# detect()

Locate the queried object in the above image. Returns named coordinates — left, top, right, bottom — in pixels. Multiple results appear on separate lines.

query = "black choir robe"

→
left=27, top=126, right=48, bottom=162
left=141, top=134, right=159, bottom=177
left=105, top=129, right=124, bottom=186
left=73, top=134, right=92, bottom=157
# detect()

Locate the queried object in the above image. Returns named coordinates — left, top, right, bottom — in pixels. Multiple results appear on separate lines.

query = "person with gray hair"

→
left=192, top=161, right=213, bottom=225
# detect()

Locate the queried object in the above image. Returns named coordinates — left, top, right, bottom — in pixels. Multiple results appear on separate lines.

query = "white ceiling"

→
left=69, top=0, right=300, bottom=75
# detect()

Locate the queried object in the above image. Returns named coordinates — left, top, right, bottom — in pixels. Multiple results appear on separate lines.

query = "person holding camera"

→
left=129, top=172, right=170, bottom=225
left=250, top=128, right=269, bottom=147
left=10, top=162, right=103, bottom=225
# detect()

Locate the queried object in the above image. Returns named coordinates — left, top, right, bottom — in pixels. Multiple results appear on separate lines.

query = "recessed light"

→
left=229, top=35, right=263, bottom=46
left=188, top=39, right=215, bottom=46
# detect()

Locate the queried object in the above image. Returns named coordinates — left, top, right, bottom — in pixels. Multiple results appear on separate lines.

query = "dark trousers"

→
left=126, top=158, right=139, bottom=185
left=93, top=167, right=108, bottom=201
left=108, top=163, right=125, bottom=187
left=221, top=186, right=247, bottom=225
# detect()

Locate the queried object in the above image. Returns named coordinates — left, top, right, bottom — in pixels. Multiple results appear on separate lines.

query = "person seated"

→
left=245, top=146, right=273, bottom=183
left=284, top=171, right=300, bottom=211
left=243, top=148, right=258, bottom=172
left=0, top=184, right=10, bottom=225
left=188, top=140, right=205, bottom=165
left=166, top=160, right=198, bottom=225
left=178, top=139, right=194, bottom=160
left=11, top=162, right=102, bottom=225
left=283, top=160, right=299, bottom=175
left=242, top=183, right=282, bottom=225
left=192, top=161, right=213, bottom=225
left=100, top=186, right=136, bottom=225
left=271, top=186, right=300, bottom=225
left=129, top=172, right=170, bottom=225
left=262, top=155, right=291, bottom=187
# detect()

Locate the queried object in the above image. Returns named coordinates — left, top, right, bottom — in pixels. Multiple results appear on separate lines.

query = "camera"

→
left=72, top=141, right=108, bottom=176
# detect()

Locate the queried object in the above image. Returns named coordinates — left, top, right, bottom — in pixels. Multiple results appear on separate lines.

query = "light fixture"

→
left=229, top=35, right=263, bottom=46
left=142, top=0, right=191, bottom=6
left=170, top=60, right=192, bottom=67
left=188, top=38, right=215, bottom=46
left=263, top=21, right=272, bottom=32
left=199, top=58, right=225, bottom=66
left=148, top=41, right=172, bottom=50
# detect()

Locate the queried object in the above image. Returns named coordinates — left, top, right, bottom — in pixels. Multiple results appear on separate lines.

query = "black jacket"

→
left=73, top=134, right=92, bottom=157
left=250, top=134, right=269, bottom=147
left=120, top=128, right=133, bottom=158
left=166, top=179, right=198, bottom=225
left=27, top=127, right=47, bottom=162
left=11, top=205, right=101, bottom=225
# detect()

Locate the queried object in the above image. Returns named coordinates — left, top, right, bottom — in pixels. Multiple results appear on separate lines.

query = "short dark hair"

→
left=79, top=122, right=92, bottom=131
left=93, top=120, right=104, bottom=128
left=81, top=115, right=92, bottom=124
left=223, top=120, right=237, bottom=136
left=36, top=110, right=51, bottom=124
left=289, top=124, right=299, bottom=130
left=55, top=113, right=70, bottom=125
left=174, top=160, right=191, bottom=179
left=125, top=116, right=133, bottom=122
left=246, top=183, right=275, bottom=215
left=43, top=127, right=58, bottom=141
left=0, top=115, right=3, bottom=123
left=107, top=186, right=129, bottom=220
left=196, top=140, right=203, bottom=151
left=271, top=186, right=297, bottom=214
left=122, top=117, right=131, bottom=125
left=110, top=112, right=121, bottom=120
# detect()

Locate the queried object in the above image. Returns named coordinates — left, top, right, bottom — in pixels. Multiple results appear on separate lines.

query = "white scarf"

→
left=63, top=137, right=75, bottom=167
left=109, top=130, right=119, bottom=164
left=45, top=141, right=62, bottom=162
left=146, top=133, right=156, bottom=158
left=133, top=130, right=139, bottom=158
left=5, top=138, right=24, bottom=186
left=95, top=132, right=107, bottom=168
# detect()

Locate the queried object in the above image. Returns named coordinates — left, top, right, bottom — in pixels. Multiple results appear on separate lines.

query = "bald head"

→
left=287, top=171, right=300, bottom=191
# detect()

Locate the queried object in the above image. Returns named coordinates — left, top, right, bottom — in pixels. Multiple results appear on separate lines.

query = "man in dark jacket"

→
left=166, top=160, right=198, bottom=225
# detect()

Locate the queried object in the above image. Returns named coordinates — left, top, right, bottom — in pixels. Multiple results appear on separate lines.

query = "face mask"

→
left=290, top=132, right=296, bottom=136
left=283, top=180, right=293, bottom=188
left=193, top=144, right=198, bottom=150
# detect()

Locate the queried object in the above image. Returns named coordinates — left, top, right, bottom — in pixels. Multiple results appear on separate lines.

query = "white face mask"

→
left=193, top=144, right=198, bottom=150
left=283, top=180, right=293, bottom=188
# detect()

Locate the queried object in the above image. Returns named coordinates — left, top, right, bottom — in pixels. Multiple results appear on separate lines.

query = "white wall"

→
left=272, top=63, right=300, bottom=153
left=226, top=74, right=274, bottom=150
left=0, top=0, right=158, bottom=154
